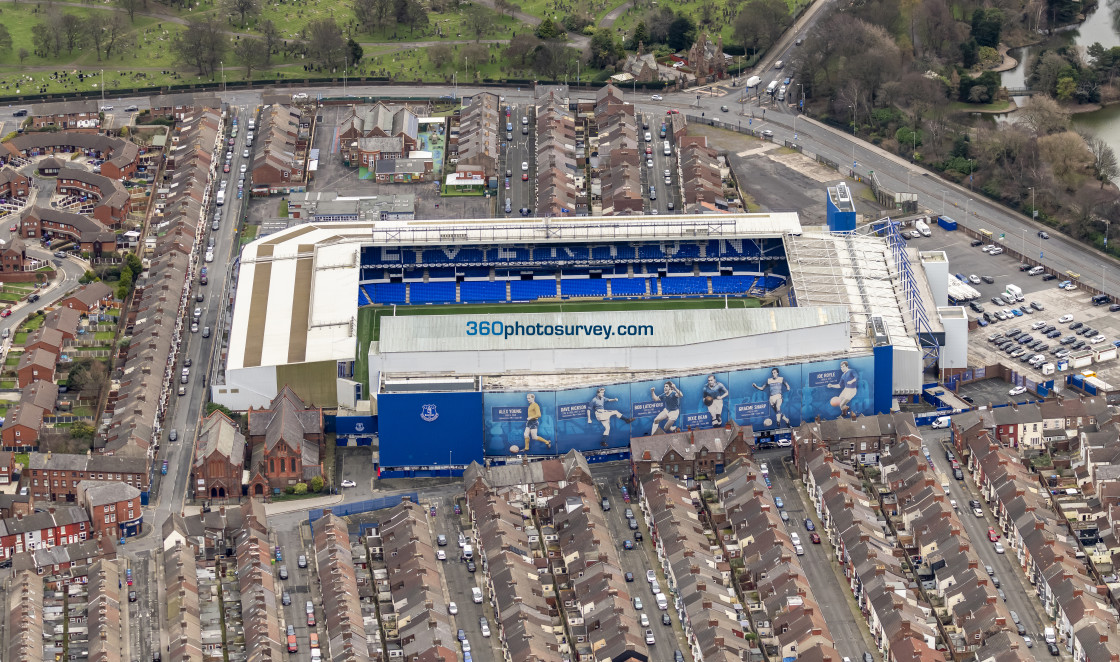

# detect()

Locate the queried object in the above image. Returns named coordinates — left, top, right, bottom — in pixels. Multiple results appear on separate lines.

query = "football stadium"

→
left=214, top=210, right=939, bottom=476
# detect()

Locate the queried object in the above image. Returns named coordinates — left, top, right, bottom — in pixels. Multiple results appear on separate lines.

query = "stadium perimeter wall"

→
left=376, top=349, right=893, bottom=475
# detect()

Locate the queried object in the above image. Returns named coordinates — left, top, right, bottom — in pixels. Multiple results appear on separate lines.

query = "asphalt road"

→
left=923, top=430, right=1048, bottom=658
left=503, top=105, right=534, bottom=217
left=763, top=450, right=876, bottom=661
left=278, top=524, right=318, bottom=662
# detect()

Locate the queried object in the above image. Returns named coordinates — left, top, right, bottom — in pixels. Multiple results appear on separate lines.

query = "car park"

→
left=1009, top=386, right=1027, bottom=396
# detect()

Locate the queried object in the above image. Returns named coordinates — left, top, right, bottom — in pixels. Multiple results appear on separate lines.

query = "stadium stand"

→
left=359, top=287, right=373, bottom=306
left=461, top=267, right=491, bottom=279
left=561, top=279, right=608, bottom=298
left=428, top=267, right=457, bottom=280
left=370, top=283, right=407, bottom=304
left=609, top=278, right=649, bottom=297
left=460, top=281, right=507, bottom=303
left=661, top=276, right=709, bottom=296
left=410, top=281, right=457, bottom=304
left=510, top=280, right=559, bottom=301
left=668, top=263, right=694, bottom=274
left=711, top=276, right=757, bottom=294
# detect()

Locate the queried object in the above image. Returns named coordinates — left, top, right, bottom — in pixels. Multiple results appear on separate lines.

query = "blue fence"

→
left=308, top=492, right=418, bottom=524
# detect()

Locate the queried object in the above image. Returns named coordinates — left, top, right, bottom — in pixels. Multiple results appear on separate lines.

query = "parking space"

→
left=914, top=223, right=1120, bottom=393
left=595, top=475, right=688, bottom=662
left=762, top=451, right=878, bottom=661
left=429, top=495, right=501, bottom=662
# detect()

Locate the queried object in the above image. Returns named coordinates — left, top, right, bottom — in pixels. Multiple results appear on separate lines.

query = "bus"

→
left=978, top=229, right=993, bottom=242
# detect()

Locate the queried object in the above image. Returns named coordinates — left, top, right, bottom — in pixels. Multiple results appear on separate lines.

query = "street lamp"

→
left=940, top=190, right=948, bottom=217
left=966, top=198, right=973, bottom=218
left=1029, top=186, right=1037, bottom=220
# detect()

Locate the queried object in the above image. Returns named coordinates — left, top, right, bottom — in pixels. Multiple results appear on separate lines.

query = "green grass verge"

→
left=94, top=331, right=115, bottom=342
left=21, top=315, right=43, bottom=332
left=12, top=332, right=26, bottom=345
left=240, top=225, right=260, bottom=246
left=13, top=453, right=28, bottom=468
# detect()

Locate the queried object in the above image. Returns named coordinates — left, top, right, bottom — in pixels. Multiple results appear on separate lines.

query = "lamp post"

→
left=100, top=69, right=105, bottom=107
left=969, top=158, right=974, bottom=191
left=966, top=197, right=973, bottom=219
left=220, top=61, right=225, bottom=92
left=940, top=190, right=948, bottom=217
left=1029, top=186, right=1037, bottom=220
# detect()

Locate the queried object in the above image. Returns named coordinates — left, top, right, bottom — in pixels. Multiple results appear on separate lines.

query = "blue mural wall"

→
left=482, top=354, right=881, bottom=457
left=379, top=392, right=485, bottom=467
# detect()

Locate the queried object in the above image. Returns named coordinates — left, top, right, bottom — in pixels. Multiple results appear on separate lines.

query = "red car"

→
left=307, top=612, right=316, bottom=627
left=522, top=173, right=528, bottom=181
left=223, top=164, right=230, bottom=173
left=809, top=532, right=821, bottom=544
left=988, top=527, right=1000, bottom=542
left=1, top=308, right=11, bottom=318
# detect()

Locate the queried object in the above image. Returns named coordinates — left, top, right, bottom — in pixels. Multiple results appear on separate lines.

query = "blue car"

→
left=977, top=318, right=989, bottom=327
left=774, top=497, right=784, bottom=508
left=1011, top=309, right=1023, bottom=316
left=1058, top=280, right=1071, bottom=289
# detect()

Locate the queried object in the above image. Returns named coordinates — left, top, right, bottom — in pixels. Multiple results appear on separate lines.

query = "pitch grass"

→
left=354, top=296, right=761, bottom=394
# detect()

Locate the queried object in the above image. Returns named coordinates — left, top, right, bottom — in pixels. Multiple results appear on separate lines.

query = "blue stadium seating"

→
left=610, top=278, right=648, bottom=297
left=668, top=263, right=693, bottom=274
left=638, top=244, right=666, bottom=260
left=370, top=283, right=407, bottom=304
left=612, top=265, right=632, bottom=276
left=511, top=279, right=558, bottom=301
left=428, top=267, right=457, bottom=280
left=661, top=276, right=708, bottom=296
left=403, top=269, right=426, bottom=281
left=486, top=246, right=531, bottom=263
left=460, top=267, right=491, bottom=279
left=697, top=262, right=720, bottom=274
left=461, top=281, right=507, bottom=303
left=358, top=287, right=373, bottom=306
left=561, top=279, right=608, bottom=298
left=563, top=268, right=591, bottom=277
left=668, top=242, right=701, bottom=259
left=410, top=282, right=456, bottom=304
left=711, top=276, right=757, bottom=294
left=761, top=275, right=786, bottom=290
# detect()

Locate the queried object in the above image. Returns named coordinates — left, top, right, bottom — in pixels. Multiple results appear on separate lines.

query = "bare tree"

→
left=1018, top=96, right=1070, bottom=136
left=303, top=18, right=346, bottom=70
left=102, top=14, right=133, bottom=59
left=17, top=48, right=28, bottom=64
left=427, top=42, right=453, bottom=69
left=59, top=13, right=85, bottom=53
left=259, top=18, right=279, bottom=63
left=1085, top=134, right=1120, bottom=189
left=223, top=0, right=260, bottom=25
left=462, top=42, right=488, bottom=70
left=85, top=13, right=108, bottom=58
left=172, top=17, right=227, bottom=75
left=116, top=0, right=141, bottom=21
left=233, top=37, right=268, bottom=78
left=1039, top=131, right=1091, bottom=191
left=463, top=5, right=494, bottom=42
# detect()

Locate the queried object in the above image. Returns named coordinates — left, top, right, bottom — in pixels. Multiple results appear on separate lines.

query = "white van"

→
left=216, top=190, right=225, bottom=206
left=662, top=141, right=671, bottom=156
left=471, top=587, right=484, bottom=604
left=931, top=416, right=951, bottom=429
left=655, top=593, right=668, bottom=610
left=915, top=219, right=931, bottom=237
left=766, top=80, right=779, bottom=95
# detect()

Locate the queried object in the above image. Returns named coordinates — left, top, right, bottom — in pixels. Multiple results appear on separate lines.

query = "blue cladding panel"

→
left=378, top=392, right=484, bottom=467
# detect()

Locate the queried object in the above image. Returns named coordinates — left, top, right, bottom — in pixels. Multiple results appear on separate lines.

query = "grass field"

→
left=354, top=296, right=761, bottom=394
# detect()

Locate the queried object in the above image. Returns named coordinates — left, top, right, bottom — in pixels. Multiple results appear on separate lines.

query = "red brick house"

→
left=44, top=308, right=82, bottom=340
left=58, top=282, right=113, bottom=314
left=23, top=453, right=149, bottom=502
left=630, top=426, right=752, bottom=479
left=16, top=348, right=56, bottom=388
left=25, top=327, right=66, bottom=355
left=0, top=505, right=91, bottom=560
left=192, top=411, right=245, bottom=501
left=20, top=207, right=117, bottom=255
left=0, top=237, right=28, bottom=274
left=55, top=168, right=130, bottom=228
left=246, top=387, right=324, bottom=496
left=0, top=167, right=30, bottom=199
left=29, top=100, right=100, bottom=129
left=1, top=403, right=44, bottom=451
left=78, top=482, right=143, bottom=538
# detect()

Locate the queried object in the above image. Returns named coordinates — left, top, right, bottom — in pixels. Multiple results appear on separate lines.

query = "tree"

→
left=259, top=19, right=280, bottom=64
left=1018, top=96, right=1070, bottom=135
left=206, top=402, right=237, bottom=418
left=59, top=13, right=84, bottom=54
left=465, top=5, right=494, bottom=41
left=31, top=22, right=55, bottom=58
left=1085, top=134, right=1120, bottom=188
left=535, top=16, right=562, bottom=39
left=493, top=0, right=518, bottom=18
left=85, top=14, right=108, bottom=60
left=17, top=48, right=28, bottom=64
left=1056, top=75, right=1077, bottom=100
left=969, top=7, right=1002, bottom=48
left=1039, top=131, right=1090, bottom=191
left=506, top=33, right=539, bottom=65
left=666, top=14, right=695, bottom=51
left=353, top=0, right=380, bottom=31
left=293, top=482, right=308, bottom=494
left=395, top=0, right=428, bottom=35
left=462, top=42, right=488, bottom=70
left=733, top=0, right=785, bottom=55
left=234, top=37, right=268, bottom=78
left=223, top=0, right=261, bottom=25
left=101, top=14, right=133, bottom=59
left=116, top=0, right=141, bottom=21
left=428, top=42, right=453, bottom=68
left=532, top=39, right=575, bottom=79
left=304, top=19, right=346, bottom=70
left=627, top=20, right=649, bottom=50
left=70, top=422, right=95, bottom=441
left=588, top=28, right=624, bottom=68
left=310, top=475, right=324, bottom=492
left=346, top=38, right=363, bottom=66
left=0, top=25, right=12, bottom=54
left=172, top=17, right=226, bottom=75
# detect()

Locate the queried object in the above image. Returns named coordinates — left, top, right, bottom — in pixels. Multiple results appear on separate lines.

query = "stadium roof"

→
left=225, top=213, right=804, bottom=371
left=378, top=307, right=848, bottom=353
left=783, top=231, right=923, bottom=353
